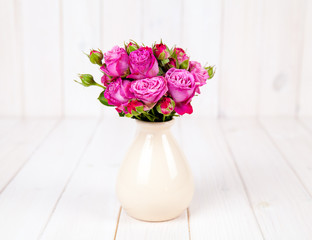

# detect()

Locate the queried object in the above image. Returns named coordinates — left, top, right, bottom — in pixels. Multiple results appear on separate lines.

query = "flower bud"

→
left=167, top=58, right=177, bottom=68
left=156, top=97, right=175, bottom=116
left=153, top=43, right=170, bottom=60
left=205, top=66, right=216, bottom=79
left=89, top=49, right=103, bottom=65
left=125, top=100, right=144, bottom=117
left=78, top=74, right=96, bottom=86
left=125, top=40, right=139, bottom=54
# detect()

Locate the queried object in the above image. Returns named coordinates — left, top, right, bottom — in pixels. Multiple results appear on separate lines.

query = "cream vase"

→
left=116, top=119, right=194, bottom=222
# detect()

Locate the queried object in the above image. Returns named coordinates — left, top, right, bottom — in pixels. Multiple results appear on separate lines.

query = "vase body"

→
left=116, top=119, right=194, bottom=222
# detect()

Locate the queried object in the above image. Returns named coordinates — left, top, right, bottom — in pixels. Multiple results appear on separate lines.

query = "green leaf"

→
left=136, top=105, right=144, bottom=113
left=118, top=112, right=125, bottom=117
left=161, top=59, right=170, bottom=65
left=179, top=59, right=189, bottom=70
left=98, top=91, right=114, bottom=107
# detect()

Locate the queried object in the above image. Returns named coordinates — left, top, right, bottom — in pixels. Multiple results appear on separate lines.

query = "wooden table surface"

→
left=0, top=117, right=312, bottom=240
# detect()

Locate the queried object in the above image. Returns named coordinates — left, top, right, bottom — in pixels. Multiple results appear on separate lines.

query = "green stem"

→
left=95, top=83, right=105, bottom=89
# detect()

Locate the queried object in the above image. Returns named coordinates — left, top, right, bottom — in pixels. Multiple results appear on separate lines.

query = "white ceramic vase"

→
left=116, top=119, right=194, bottom=222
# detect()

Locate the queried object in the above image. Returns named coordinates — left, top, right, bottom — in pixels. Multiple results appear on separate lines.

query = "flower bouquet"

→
left=75, top=40, right=215, bottom=122
left=76, top=40, right=215, bottom=221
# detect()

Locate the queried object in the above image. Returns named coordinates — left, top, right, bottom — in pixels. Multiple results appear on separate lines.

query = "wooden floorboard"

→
left=181, top=118, right=263, bottom=240
left=41, top=118, right=132, bottom=240
left=221, top=118, right=312, bottom=239
left=0, top=119, right=98, bottom=239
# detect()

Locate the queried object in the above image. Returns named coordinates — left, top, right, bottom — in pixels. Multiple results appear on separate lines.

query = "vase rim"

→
left=134, top=118, right=175, bottom=129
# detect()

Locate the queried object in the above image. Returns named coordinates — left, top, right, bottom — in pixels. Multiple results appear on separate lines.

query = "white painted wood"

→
left=63, top=0, right=103, bottom=117
left=0, top=119, right=57, bottom=193
left=260, top=118, right=312, bottom=195
left=182, top=0, right=221, bottom=117
left=258, top=0, right=306, bottom=116
left=116, top=210, right=189, bottom=240
left=299, top=0, right=312, bottom=116
left=300, top=117, right=312, bottom=132
left=219, top=0, right=263, bottom=117
left=142, top=0, right=182, bottom=47
left=102, top=0, right=142, bottom=48
left=0, top=118, right=19, bottom=137
left=0, top=119, right=98, bottom=239
left=180, top=118, right=263, bottom=240
left=221, top=119, right=312, bottom=239
left=40, top=117, right=135, bottom=240
left=0, top=0, right=22, bottom=116
left=18, top=0, right=62, bottom=116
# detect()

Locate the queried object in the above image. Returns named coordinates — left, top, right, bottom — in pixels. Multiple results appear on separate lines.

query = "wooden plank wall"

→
left=0, top=0, right=310, bottom=117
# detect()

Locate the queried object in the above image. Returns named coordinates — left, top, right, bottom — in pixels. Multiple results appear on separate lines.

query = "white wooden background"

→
left=1, top=0, right=311, bottom=118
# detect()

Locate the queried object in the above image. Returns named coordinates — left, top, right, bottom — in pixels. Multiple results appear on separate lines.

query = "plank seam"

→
left=187, top=208, right=191, bottom=240
left=37, top=118, right=102, bottom=239
left=257, top=119, right=312, bottom=198
left=219, top=121, right=265, bottom=239
left=113, top=207, right=122, bottom=240
left=59, top=0, right=65, bottom=117
left=0, top=119, right=61, bottom=194
left=217, top=0, right=225, bottom=118
left=13, top=0, right=25, bottom=117
left=296, top=1, right=308, bottom=117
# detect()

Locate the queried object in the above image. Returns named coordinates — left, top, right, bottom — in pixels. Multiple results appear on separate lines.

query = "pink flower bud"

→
left=174, top=47, right=189, bottom=65
left=168, top=58, right=177, bottom=68
left=156, top=97, right=175, bottom=115
left=125, top=40, right=140, bottom=54
left=153, top=43, right=170, bottom=60
left=125, top=99, right=144, bottom=116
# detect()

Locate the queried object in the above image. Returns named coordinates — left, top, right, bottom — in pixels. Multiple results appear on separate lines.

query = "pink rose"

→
left=165, top=68, right=197, bottom=115
left=156, top=97, right=175, bottom=115
left=130, top=76, right=167, bottom=106
left=174, top=47, right=189, bottom=65
left=128, top=47, right=159, bottom=80
left=104, top=77, right=133, bottom=107
left=101, top=74, right=112, bottom=87
left=153, top=43, right=170, bottom=60
left=189, top=61, right=208, bottom=93
left=100, top=46, right=129, bottom=77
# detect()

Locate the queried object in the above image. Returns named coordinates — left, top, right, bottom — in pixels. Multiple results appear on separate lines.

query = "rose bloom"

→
left=165, top=68, right=197, bottom=115
left=130, top=76, right=167, bottom=106
left=104, top=77, right=133, bottom=107
left=128, top=47, right=159, bottom=80
left=100, top=46, right=129, bottom=77
left=101, top=74, right=112, bottom=87
left=189, top=61, right=208, bottom=90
